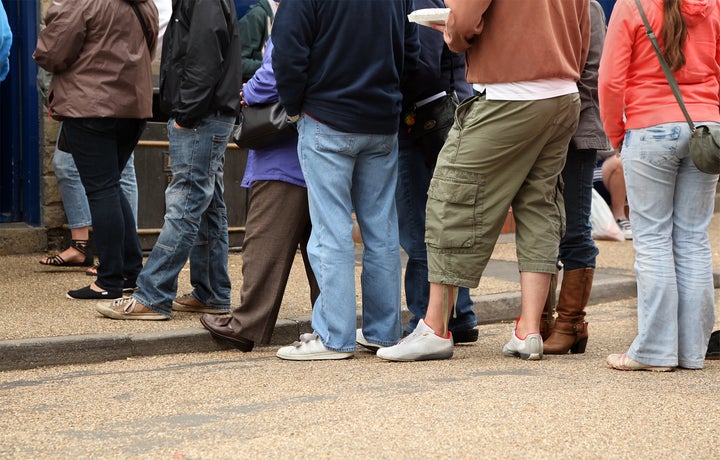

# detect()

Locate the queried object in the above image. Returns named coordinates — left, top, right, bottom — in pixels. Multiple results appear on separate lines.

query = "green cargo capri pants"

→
left=425, top=93, right=581, bottom=288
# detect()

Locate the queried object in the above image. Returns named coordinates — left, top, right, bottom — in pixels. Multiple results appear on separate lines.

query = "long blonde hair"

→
left=662, top=0, right=687, bottom=71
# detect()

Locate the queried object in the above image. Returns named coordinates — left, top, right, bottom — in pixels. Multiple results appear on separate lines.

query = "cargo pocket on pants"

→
left=425, top=174, right=479, bottom=249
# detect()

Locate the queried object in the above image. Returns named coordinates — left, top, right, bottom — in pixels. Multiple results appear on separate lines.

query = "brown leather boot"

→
left=539, top=270, right=558, bottom=340
left=543, top=267, right=594, bottom=354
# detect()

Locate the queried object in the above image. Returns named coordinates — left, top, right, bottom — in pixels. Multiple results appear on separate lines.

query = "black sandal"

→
left=86, top=262, right=99, bottom=276
left=39, top=239, right=94, bottom=267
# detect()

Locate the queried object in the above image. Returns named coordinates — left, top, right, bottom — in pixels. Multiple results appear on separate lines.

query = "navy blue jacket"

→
left=271, top=0, right=420, bottom=134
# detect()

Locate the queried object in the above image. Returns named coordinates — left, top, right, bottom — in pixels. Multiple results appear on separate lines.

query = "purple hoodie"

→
left=241, top=37, right=305, bottom=188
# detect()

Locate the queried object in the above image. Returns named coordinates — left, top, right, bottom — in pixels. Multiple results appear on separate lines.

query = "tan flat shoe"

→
left=606, top=353, right=674, bottom=372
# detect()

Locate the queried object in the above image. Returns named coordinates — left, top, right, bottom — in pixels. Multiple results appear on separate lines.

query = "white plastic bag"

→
left=590, top=188, right=624, bottom=241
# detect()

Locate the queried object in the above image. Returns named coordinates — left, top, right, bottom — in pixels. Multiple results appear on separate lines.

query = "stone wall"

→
left=39, top=0, right=69, bottom=251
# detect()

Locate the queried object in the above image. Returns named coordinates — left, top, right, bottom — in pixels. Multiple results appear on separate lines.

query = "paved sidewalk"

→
left=2, top=219, right=720, bottom=371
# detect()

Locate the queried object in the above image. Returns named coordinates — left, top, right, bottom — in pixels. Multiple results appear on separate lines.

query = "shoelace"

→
left=398, top=327, right=425, bottom=345
left=109, top=297, right=135, bottom=312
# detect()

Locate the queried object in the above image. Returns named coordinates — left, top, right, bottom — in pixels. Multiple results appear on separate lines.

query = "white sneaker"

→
left=276, top=333, right=354, bottom=361
left=616, top=218, right=633, bottom=240
left=502, top=329, right=543, bottom=360
left=376, top=319, right=453, bottom=362
left=356, top=329, right=386, bottom=353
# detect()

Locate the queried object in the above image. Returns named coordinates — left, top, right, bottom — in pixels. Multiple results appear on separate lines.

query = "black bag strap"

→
left=634, top=0, right=695, bottom=130
left=442, top=43, right=456, bottom=95
left=127, top=1, right=154, bottom=51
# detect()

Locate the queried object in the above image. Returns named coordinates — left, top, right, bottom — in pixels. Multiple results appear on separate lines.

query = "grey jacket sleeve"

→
left=572, top=0, right=611, bottom=151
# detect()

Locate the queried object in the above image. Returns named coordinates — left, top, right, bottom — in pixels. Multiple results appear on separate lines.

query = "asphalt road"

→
left=1, top=296, right=718, bottom=459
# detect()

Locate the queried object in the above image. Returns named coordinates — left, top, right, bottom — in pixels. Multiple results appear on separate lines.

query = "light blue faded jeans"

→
left=53, top=123, right=138, bottom=227
left=622, top=122, right=717, bottom=369
left=134, top=115, right=235, bottom=316
left=297, top=116, right=403, bottom=352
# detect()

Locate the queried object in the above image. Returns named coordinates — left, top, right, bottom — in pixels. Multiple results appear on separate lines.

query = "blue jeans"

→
left=53, top=125, right=138, bottom=227
left=395, top=142, right=477, bottom=333
left=134, top=115, right=235, bottom=315
left=559, top=147, right=598, bottom=270
left=62, top=118, right=145, bottom=292
left=622, top=122, right=717, bottom=369
left=297, top=116, right=402, bottom=352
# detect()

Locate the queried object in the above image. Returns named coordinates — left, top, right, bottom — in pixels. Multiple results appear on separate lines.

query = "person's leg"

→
left=292, top=116, right=363, bottom=353
left=222, top=180, right=314, bottom=343
left=130, top=115, right=236, bottom=316
left=81, top=152, right=137, bottom=278
left=115, top=124, right=144, bottom=286
left=379, top=95, right=532, bottom=361
left=558, top=149, right=598, bottom=272
left=395, top=143, right=476, bottom=336
left=299, top=216, right=320, bottom=307
left=544, top=147, right=598, bottom=354
left=601, top=154, right=628, bottom=220
left=63, top=118, right=144, bottom=294
left=274, top=117, right=356, bottom=359
left=40, top=137, right=94, bottom=266
left=423, top=96, right=578, bottom=360
left=52, top=139, right=93, bottom=230
left=119, top=152, right=139, bottom=224
left=352, top=132, right=403, bottom=348
left=673, top=132, right=717, bottom=369
left=619, top=123, right=685, bottom=368
left=508, top=94, right=579, bottom=338
left=186, top=154, right=231, bottom=311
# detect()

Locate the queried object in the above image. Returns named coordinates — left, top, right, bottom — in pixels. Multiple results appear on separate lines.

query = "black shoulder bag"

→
left=407, top=46, right=460, bottom=169
left=127, top=0, right=154, bottom=51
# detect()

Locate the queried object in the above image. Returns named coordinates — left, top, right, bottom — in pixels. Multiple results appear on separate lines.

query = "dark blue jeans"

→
left=396, top=141, right=477, bottom=334
left=559, top=147, right=599, bottom=270
left=62, top=118, right=145, bottom=293
left=134, top=115, right=235, bottom=315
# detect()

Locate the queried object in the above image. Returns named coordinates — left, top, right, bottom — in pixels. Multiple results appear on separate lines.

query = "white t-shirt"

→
left=153, top=0, right=172, bottom=58
left=473, top=78, right=578, bottom=101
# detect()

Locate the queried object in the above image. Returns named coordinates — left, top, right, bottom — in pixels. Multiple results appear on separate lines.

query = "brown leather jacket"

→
left=33, top=0, right=158, bottom=120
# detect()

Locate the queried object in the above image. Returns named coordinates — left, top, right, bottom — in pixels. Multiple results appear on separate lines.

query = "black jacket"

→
left=238, top=0, right=273, bottom=82
left=400, top=0, right=471, bottom=112
left=159, top=0, right=243, bottom=128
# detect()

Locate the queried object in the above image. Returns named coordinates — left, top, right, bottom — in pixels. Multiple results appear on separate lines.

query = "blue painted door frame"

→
left=0, top=0, right=40, bottom=225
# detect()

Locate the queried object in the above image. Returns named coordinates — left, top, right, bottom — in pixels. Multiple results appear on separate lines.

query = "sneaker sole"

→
left=95, top=304, right=169, bottom=321
left=607, top=362, right=674, bottom=372
left=172, top=302, right=229, bottom=314
left=276, top=351, right=354, bottom=361
left=451, top=328, right=479, bottom=344
left=377, top=350, right=453, bottom=362
left=356, top=340, right=384, bottom=353
left=605, top=356, right=674, bottom=371
left=502, top=349, right=543, bottom=361
left=67, top=293, right=122, bottom=300
left=610, top=365, right=674, bottom=372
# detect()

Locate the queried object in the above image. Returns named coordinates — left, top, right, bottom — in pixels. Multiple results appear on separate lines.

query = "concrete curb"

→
left=0, top=275, right=645, bottom=371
